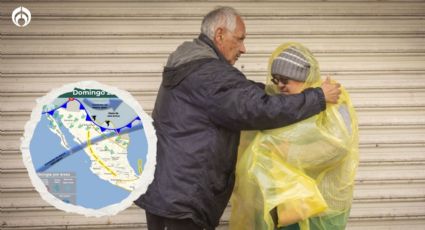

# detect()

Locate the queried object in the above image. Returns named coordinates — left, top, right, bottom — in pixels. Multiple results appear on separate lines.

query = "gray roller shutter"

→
left=1, top=1, right=424, bottom=229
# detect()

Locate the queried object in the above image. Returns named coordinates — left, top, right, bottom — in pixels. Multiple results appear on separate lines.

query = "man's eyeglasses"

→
left=271, top=76, right=290, bottom=85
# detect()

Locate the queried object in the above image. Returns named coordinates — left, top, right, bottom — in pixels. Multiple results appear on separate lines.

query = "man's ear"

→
left=214, top=27, right=224, bottom=45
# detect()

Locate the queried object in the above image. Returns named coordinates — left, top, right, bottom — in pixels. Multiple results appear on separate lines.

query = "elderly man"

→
left=135, top=6, right=341, bottom=230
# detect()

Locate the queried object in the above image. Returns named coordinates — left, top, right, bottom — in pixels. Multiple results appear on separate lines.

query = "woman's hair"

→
left=201, top=6, right=240, bottom=40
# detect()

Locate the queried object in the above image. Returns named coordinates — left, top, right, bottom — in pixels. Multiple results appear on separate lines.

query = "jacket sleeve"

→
left=204, top=67, right=326, bottom=131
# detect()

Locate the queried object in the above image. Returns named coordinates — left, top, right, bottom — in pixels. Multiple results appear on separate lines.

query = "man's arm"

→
left=204, top=68, right=338, bottom=131
left=321, top=76, right=341, bottom=103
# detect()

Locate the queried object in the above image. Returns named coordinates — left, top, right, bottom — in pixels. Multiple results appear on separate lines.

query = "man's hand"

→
left=321, top=77, right=341, bottom=103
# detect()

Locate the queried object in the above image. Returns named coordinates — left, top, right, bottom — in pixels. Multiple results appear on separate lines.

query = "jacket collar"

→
left=199, top=33, right=229, bottom=64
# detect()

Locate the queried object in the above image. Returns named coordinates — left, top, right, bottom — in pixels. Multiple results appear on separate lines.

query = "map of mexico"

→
left=21, top=81, right=157, bottom=216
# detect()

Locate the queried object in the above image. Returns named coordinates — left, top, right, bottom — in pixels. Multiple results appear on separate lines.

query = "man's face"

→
left=215, top=16, right=246, bottom=65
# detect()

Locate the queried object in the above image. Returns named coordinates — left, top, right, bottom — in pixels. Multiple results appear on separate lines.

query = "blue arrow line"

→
left=109, top=99, right=122, bottom=111
left=36, top=123, right=144, bottom=173
left=82, top=98, right=122, bottom=111
left=43, top=98, right=136, bottom=133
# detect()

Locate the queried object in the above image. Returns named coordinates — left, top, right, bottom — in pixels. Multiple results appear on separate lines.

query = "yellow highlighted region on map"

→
left=138, top=159, right=143, bottom=174
left=87, top=131, right=117, bottom=177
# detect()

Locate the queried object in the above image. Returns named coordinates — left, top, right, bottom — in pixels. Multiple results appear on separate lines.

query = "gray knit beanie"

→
left=271, top=47, right=310, bottom=82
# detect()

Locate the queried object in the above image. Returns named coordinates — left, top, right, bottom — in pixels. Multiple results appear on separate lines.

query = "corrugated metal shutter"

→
left=1, top=1, right=424, bottom=229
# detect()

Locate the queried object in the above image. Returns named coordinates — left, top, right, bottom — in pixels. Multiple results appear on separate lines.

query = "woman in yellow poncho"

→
left=229, top=42, right=359, bottom=230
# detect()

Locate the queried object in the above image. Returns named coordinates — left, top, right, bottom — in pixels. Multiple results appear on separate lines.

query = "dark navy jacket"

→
left=135, top=34, right=325, bottom=229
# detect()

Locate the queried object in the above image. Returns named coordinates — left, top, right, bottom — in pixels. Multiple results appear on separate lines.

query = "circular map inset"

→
left=21, top=81, right=156, bottom=216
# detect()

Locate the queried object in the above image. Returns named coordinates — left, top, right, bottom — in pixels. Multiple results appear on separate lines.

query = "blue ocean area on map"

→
left=30, top=109, right=147, bottom=209
left=128, top=127, right=148, bottom=174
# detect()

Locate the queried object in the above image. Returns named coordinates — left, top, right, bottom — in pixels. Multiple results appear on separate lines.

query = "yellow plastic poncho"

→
left=230, top=43, right=359, bottom=230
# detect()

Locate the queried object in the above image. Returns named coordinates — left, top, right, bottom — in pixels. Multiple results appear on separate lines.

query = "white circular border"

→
left=20, top=81, right=157, bottom=217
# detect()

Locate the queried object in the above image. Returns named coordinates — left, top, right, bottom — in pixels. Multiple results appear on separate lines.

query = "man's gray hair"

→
left=201, top=6, right=240, bottom=40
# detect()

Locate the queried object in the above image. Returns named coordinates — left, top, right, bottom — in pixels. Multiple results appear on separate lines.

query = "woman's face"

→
left=272, top=75, right=305, bottom=95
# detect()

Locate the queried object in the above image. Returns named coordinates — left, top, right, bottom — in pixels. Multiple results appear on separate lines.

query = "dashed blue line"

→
left=37, top=98, right=144, bottom=173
